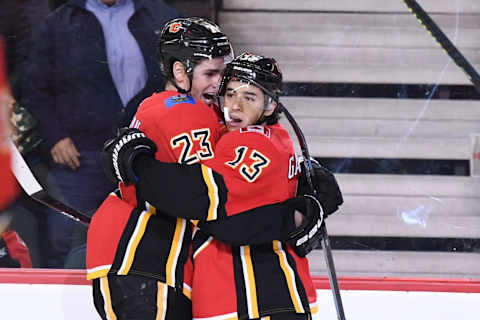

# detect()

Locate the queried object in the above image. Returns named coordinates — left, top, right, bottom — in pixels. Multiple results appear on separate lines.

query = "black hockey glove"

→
left=285, top=194, right=324, bottom=257
left=102, top=127, right=157, bottom=185
left=297, top=158, right=343, bottom=217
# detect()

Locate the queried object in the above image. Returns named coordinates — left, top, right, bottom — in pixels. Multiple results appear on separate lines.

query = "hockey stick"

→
left=402, top=0, right=480, bottom=93
left=280, top=103, right=346, bottom=320
left=9, top=141, right=91, bottom=226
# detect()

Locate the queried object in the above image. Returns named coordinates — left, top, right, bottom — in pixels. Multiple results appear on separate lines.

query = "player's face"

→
left=222, top=80, right=275, bottom=132
left=190, top=57, right=226, bottom=106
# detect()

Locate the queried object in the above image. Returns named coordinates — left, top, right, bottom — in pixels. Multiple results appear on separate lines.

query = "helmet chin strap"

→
left=254, top=109, right=267, bottom=126
left=173, top=82, right=190, bottom=94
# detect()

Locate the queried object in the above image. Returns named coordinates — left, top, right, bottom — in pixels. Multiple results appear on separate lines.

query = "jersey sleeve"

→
left=133, top=155, right=229, bottom=221
left=132, top=126, right=299, bottom=244
left=133, top=155, right=297, bottom=244
left=197, top=202, right=296, bottom=245
left=134, top=127, right=294, bottom=219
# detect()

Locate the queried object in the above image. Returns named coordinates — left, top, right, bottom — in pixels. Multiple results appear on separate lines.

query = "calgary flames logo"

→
left=169, top=22, right=182, bottom=33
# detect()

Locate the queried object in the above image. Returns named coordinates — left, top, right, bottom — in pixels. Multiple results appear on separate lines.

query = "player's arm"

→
left=103, top=127, right=283, bottom=222
left=102, top=128, right=309, bottom=243
left=103, top=128, right=329, bottom=247
left=134, top=155, right=230, bottom=221
left=197, top=197, right=313, bottom=246
left=134, top=155, right=323, bottom=246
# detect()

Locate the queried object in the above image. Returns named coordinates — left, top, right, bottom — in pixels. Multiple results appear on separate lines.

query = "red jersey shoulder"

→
left=216, top=126, right=275, bottom=157
left=132, top=91, right=220, bottom=130
left=218, top=124, right=293, bottom=155
left=212, top=124, right=296, bottom=184
left=131, top=91, right=225, bottom=164
left=239, top=125, right=271, bottom=138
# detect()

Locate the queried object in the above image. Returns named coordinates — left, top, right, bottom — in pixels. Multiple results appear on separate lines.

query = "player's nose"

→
left=230, top=96, right=241, bottom=110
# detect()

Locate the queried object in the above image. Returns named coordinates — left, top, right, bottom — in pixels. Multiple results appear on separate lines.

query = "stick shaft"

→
left=281, top=103, right=346, bottom=320
left=9, top=141, right=91, bottom=226
left=403, top=0, right=480, bottom=92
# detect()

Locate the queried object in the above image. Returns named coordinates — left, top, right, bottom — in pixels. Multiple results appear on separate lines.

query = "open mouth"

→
left=231, top=116, right=242, bottom=123
left=202, top=93, right=215, bottom=104
left=228, top=113, right=243, bottom=124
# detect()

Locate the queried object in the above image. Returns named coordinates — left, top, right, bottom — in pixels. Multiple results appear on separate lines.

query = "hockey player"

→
left=104, top=52, right=337, bottom=319
left=188, top=53, right=321, bottom=320
left=86, top=18, right=333, bottom=320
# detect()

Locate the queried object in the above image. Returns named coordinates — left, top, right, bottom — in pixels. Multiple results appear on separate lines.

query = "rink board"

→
left=0, top=269, right=479, bottom=320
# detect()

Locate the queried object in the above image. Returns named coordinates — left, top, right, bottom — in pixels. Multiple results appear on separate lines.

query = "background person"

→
left=21, top=0, right=179, bottom=268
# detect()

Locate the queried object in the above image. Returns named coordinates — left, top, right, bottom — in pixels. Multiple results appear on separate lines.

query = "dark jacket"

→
left=22, top=0, right=179, bottom=151
left=0, top=0, right=50, bottom=99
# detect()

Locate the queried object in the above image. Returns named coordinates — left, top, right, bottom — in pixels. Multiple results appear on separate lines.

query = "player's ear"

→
left=172, top=61, right=189, bottom=91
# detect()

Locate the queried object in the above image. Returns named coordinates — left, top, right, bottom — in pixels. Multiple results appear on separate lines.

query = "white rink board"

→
left=1, top=283, right=479, bottom=320
left=0, top=283, right=97, bottom=319
left=315, top=290, right=480, bottom=320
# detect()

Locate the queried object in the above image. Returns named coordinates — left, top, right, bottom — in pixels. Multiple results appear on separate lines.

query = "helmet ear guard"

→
left=263, top=96, right=277, bottom=111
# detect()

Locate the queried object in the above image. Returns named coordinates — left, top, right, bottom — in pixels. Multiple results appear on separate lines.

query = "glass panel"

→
left=1, top=0, right=478, bottom=284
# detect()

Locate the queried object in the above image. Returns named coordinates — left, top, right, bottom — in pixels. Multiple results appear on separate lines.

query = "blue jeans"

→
left=45, top=150, right=116, bottom=268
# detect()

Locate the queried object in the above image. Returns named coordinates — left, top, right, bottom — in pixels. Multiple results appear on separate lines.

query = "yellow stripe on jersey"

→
left=100, top=277, right=117, bottom=320
left=166, top=218, right=187, bottom=287
left=87, top=264, right=111, bottom=280
left=273, top=241, right=305, bottom=313
left=156, top=282, right=168, bottom=320
left=183, top=282, right=192, bottom=300
left=240, top=245, right=259, bottom=319
left=117, top=207, right=155, bottom=275
left=201, top=164, right=219, bottom=221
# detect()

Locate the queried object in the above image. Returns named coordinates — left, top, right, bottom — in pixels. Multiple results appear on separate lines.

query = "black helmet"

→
left=218, top=52, right=283, bottom=103
left=218, top=52, right=283, bottom=124
left=159, top=17, right=233, bottom=87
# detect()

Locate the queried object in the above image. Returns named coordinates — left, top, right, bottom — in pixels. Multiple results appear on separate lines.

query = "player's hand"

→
left=285, top=194, right=324, bottom=257
left=51, top=137, right=81, bottom=170
left=297, top=158, right=343, bottom=217
left=102, top=127, right=157, bottom=185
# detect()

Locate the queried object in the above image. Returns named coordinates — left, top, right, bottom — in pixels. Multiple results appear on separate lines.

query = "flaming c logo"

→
left=169, top=22, right=182, bottom=33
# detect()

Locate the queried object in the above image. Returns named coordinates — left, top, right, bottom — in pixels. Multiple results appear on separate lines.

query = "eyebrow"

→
left=202, top=67, right=223, bottom=73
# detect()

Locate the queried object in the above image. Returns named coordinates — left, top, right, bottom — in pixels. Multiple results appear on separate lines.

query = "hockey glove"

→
left=102, top=127, right=157, bottom=185
left=286, top=194, right=324, bottom=257
left=297, top=158, right=343, bottom=217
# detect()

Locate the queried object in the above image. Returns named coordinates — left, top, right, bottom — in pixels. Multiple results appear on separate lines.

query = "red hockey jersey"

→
left=190, top=124, right=318, bottom=319
left=86, top=91, right=317, bottom=316
left=86, top=91, right=224, bottom=295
